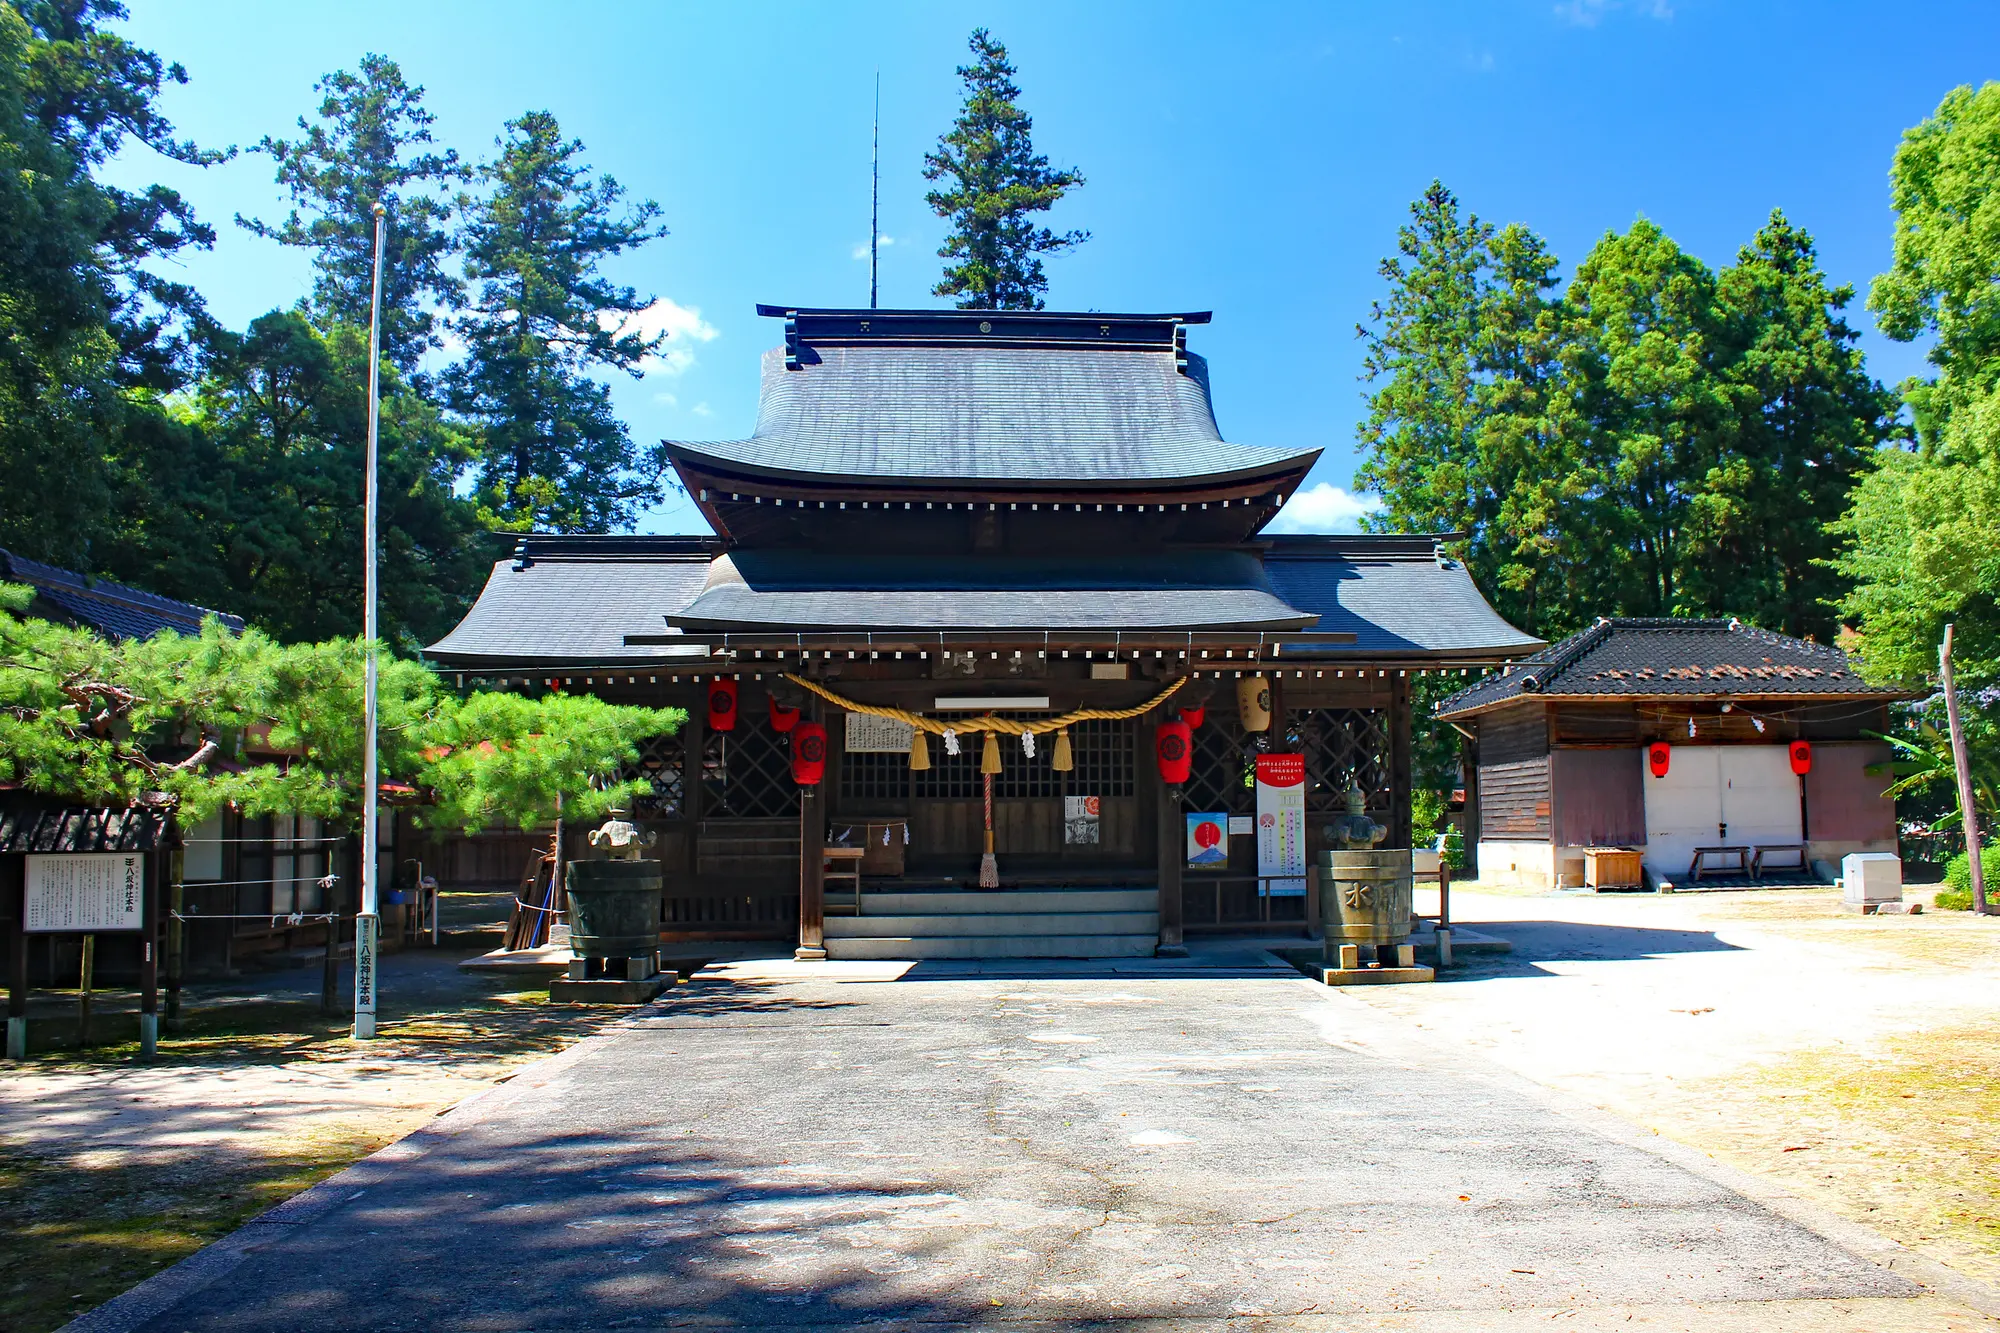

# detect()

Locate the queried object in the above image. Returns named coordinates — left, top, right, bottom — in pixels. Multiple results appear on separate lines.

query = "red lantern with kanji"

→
left=1181, top=702, right=1206, bottom=730
left=768, top=694, right=800, bottom=733
left=707, top=678, right=739, bottom=732
left=1647, top=741, right=1671, bottom=778
left=791, top=721, right=827, bottom=785
left=1789, top=739, right=1812, bottom=775
left=1156, top=718, right=1193, bottom=785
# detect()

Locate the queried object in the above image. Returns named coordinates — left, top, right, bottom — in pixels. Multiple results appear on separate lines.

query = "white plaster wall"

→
left=1476, top=840, right=1558, bottom=888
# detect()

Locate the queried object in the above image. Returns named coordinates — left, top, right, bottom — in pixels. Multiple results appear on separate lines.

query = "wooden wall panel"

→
left=1480, top=757, right=1552, bottom=839
left=1803, top=742, right=1898, bottom=843
left=1481, top=703, right=1550, bottom=765
left=1553, top=706, right=1641, bottom=746
left=1551, top=748, right=1645, bottom=847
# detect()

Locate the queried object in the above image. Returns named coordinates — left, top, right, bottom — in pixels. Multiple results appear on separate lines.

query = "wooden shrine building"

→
left=425, top=307, right=1540, bottom=959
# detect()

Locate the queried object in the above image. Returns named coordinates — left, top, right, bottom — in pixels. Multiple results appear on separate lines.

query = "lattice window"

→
left=1065, top=718, right=1134, bottom=798
left=1299, top=708, right=1390, bottom=813
left=841, top=749, right=908, bottom=801
left=623, top=733, right=684, bottom=818
left=1183, top=720, right=1257, bottom=815
left=703, top=726, right=797, bottom=818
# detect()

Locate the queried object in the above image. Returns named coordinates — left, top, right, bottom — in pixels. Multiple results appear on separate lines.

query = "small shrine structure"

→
left=425, top=307, right=1539, bottom=958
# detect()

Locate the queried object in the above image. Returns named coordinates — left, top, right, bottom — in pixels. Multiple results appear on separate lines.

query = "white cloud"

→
left=653, top=391, right=678, bottom=407
left=603, top=297, right=719, bottom=377
left=1265, top=483, right=1376, bottom=534
left=1555, top=0, right=1671, bottom=25
left=1467, top=49, right=1496, bottom=72
left=851, top=234, right=896, bottom=261
left=690, top=401, right=713, bottom=418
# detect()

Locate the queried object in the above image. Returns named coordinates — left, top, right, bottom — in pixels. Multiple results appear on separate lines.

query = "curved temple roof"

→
left=665, top=308, right=1319, bottom=491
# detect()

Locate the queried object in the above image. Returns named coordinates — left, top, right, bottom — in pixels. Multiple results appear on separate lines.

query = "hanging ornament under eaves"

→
left=768, top=693, right=800, bottom=733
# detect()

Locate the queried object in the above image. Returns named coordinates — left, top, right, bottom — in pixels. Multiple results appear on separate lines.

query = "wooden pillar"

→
left=1460, top=730, right=1480, bottom=881
left=1143, top=715, right=1186, bottom=956
left=1390, top=672, right=1413, bottom=849
left=139, top=844, right=162, bottom=1058
left=796, top=700, right=827, bottom=961
left=6, top=859, right=26, bottom=1061
left=682, top=699, right=704, bottom=880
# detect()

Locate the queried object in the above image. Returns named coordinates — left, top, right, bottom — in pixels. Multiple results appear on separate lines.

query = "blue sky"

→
left=106, top=0, right=1997, bottom=534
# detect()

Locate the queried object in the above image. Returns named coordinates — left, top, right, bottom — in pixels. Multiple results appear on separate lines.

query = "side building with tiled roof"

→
left=1436, top=618, right=1913, bottom=890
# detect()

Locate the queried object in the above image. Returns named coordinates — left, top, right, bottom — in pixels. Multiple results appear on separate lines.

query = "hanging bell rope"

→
left=1052, top=728, right=1073, bottom=773
left=781, top=674, right=1187, bottom=737
left=980, top=731, right=1002, bottom=775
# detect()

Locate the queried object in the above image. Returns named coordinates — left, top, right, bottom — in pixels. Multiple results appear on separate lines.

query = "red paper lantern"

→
left=791, top=721, right=827, bottom=785
left=768, top=694, right=800, bottom=733
left=1156, top=718, right=1193, bottom=785
left=1181, top=702, right=1206, bottom=730
left=1789, top=739, right=1812, bottom=775
left=707, top=678, right=739, bottom=732
left=1647, top=741, right=1671, bottom=778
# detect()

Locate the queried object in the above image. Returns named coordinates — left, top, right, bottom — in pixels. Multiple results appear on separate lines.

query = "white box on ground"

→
left=1841, top=853, right=1902, bottom=906
left=1412, top=849, right=1442, bottom=875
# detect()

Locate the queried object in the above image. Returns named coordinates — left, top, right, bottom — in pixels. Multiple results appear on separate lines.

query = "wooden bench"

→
left=823, top=846, right=865, bottom=914
left=1751, top=843, right=1810, bottom=879
left=1688, top=846, right=1751, bottom=881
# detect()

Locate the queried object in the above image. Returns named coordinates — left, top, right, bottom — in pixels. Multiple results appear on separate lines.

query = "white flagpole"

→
left=354, top=202, right=387, bottom=1039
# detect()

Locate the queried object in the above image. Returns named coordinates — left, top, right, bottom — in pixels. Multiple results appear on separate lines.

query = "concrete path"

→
left=65, top=951, right=1986, bottom=1332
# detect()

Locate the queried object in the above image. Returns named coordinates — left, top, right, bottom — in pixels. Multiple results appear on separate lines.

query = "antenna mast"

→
left=870, top=72, right=880, bottom=309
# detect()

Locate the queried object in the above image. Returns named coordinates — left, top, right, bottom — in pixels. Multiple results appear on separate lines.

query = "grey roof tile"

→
left=671, top=549, right=1314, bottom=631
left=671, top=345, right=1317, bottom=485
left=1262, top=538, right=1544, bottom=655
left=1, top=549, right=244, bottom=639
left=425, top=553, right=713, bottom=667
left=1435, top=617, right=1909, bottom=717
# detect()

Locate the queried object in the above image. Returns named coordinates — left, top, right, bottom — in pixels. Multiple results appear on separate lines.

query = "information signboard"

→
left=24, top=853, right=146, bottom=932
left=845, top=712, right=914, bottom=752
left=1254, top=753, right=1307, bottom=897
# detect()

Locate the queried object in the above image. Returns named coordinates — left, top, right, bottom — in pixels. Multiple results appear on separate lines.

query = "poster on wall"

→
left=24, top=854, right=145, bottom=932
left=1186, top=812, right=1229, bottom=868
left=845, top=712, right=914, bottom=752
left=1255, top=753, right=1307, bottom=897
left=1064, top=795, right=1100, bottom=845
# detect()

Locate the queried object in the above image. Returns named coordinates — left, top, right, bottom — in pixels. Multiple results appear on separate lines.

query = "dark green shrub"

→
left=1938, top=845, right=2000, bottom=911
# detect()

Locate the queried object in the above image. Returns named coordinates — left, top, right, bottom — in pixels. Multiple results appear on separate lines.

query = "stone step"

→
left=825, top=911, right=1160, bottom=939
left=824, top=934, right=1160, bottom=961
left=823, top=888, right=1157, bottom=915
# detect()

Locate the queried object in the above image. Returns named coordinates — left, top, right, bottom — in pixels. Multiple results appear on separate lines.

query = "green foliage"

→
left=1869, top=704, right=1999, bottom=829
left=1410, top=787, right=1448, bottom=840
left=0, top=587, right=684, bottom=833
left=449, top=110, right=668, bottom=533
left=1838, top=84, right=2000, bottom=694
left=1939, top=845, right=2000, bottom=911
left=0, top=1, right=226, bottom=565
left=421, top=689, right=681, bottom=834
left=97, top=311, right=486, bottom=646
left=924, top=29, right=1086, bottom=311
left=1358, top=183, right=1888, bottom=644
left=238, top=54, right=468, bottom=380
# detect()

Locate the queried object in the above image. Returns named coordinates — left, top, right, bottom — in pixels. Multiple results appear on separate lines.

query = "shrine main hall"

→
left=425, top=306, right=1539, bottom=960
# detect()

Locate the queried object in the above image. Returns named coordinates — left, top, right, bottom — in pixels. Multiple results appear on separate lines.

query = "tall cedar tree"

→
left=1359, top=186, right=1885, bottom=644
left=0, top=1, right=223, bottom=564
left=1840, top=82, right=2000, bottom=691
left=923, top=30, right=1086, bottom=310
left=240, top=55, right=467, bottom=380
left=449, top=111, right=668, bottom=533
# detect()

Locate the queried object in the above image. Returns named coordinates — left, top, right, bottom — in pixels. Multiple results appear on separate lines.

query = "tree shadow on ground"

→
left=1432, top=919, right=1748, bottom=983
left=95, top=1131, right=1191, bottom=1332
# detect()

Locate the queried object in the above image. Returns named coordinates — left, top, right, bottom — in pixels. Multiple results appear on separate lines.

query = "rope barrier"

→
left=782, top=673, right=1187, bottom=736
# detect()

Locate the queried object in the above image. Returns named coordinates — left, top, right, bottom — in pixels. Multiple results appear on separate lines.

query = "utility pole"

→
left=1940, top=623, right=1989, bottom=914
left=355, top=202, right=387, bottom=1037
left=870, top=73, right=880, bottom=310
